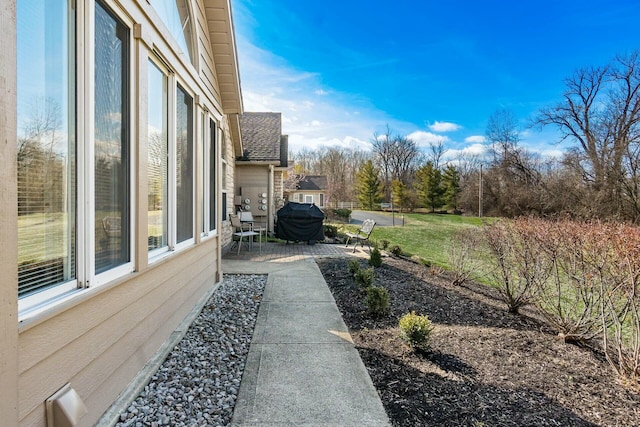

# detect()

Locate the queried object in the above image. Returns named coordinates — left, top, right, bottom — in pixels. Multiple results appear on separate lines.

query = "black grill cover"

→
left=275, top=202, right=325, bottom=242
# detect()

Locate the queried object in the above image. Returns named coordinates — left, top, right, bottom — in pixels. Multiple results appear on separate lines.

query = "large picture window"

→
left=94, top=1, right=131, bottom=274
left=17, top=0, right=77, bottom=299
left=17, top=0, right=135, bottom=315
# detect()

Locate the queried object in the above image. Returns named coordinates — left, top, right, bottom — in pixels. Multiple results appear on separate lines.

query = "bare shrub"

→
left=600, top=224, right=640, bottom=390
left=447, top=227, right=483, bottom=286
left=482, top=218, right=552, bottom=313
left=532, top=219, right=604, bottom=343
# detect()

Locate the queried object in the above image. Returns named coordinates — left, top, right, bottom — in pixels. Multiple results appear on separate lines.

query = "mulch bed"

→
left=316, top=255, right=640, bottom=427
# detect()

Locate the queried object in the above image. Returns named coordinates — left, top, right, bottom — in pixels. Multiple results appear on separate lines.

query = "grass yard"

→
left=338, top=212, right=488, bottom=269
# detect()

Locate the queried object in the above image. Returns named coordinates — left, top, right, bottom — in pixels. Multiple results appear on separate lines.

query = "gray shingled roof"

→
left=297, top=175, right=328, bottom=191
left=239, top=112, right=282, bottom=161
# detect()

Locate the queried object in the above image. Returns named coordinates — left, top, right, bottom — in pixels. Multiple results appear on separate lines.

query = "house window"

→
left=147, top=59, right=168, bottom=252
left=17, top=0, right=134, bottom=314
left=201, top=116, right=217, bottom=235
left=305, top=195, right=313, bottom=204
left=17, top=0, right=77, bottom=299
left=94, top=0, right=131, bottom=274
left=151, top=1, right=194, bottom=63
left=176, top=84, right=194, bottom=244
left=320, top=193, right=324, bottom=207
left=208, top=119, right=217, bottom=232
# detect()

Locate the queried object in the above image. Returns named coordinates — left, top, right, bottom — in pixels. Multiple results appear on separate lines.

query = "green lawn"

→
left=338, top=212, right=489, bottom=269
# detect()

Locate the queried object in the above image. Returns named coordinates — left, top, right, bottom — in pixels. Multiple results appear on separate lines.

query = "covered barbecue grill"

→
left=275, top=202, right=325, bottom=244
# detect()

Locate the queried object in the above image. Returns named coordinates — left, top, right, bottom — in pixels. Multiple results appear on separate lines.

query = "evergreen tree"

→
left=415, top=162, right=444, bottom=212
left=391, top=179, right=411, bottom=212
left=355, top=160, right=383, bottom=210
left=442, top=164, right=461, bottom=210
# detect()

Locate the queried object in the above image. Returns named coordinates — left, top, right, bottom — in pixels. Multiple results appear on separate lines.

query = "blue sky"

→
left=231, top=0, right=640, bottom=158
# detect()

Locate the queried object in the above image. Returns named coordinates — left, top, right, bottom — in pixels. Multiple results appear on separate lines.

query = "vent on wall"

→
left=46, top=383, right=87, bottom=427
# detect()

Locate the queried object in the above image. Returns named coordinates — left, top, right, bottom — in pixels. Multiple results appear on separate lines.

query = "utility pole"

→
left=478, top=164, right=483, bottom=218
left=391, top=193, right=395, bottom=226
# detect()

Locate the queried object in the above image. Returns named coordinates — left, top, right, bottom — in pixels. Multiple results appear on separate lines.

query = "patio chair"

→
left=345, top=219, right=376, bottom=253
left=239, top=211, right=267, bottom=244
left=230, top=214, right=259, bottom=255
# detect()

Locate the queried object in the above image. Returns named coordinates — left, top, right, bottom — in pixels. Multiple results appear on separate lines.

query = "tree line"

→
left=291, top=51, right=640, bottom=222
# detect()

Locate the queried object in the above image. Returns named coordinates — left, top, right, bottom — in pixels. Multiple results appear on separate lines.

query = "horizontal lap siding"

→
left=237, top=166, right=270, bottom=188
left=16, top=0, right=230, bottom=424
left=19, top=238, right=219, bottom=426
left=196, top=0, right=221, bottom=104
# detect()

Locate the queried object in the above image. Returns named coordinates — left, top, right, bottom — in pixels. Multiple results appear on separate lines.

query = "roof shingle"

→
left=296, top=175, right=328, bottom=191
left=239, top=112, right=282, bottom=161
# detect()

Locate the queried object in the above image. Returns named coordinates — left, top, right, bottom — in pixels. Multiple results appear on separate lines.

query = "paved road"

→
left=349, top=210, right=405, bottom=227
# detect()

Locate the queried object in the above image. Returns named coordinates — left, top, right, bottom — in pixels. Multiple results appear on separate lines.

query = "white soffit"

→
left=203, top=0, right=244, bottom=115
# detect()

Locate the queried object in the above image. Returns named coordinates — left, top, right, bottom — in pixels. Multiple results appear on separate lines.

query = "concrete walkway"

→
left=223, top=244, right=390, bottom=426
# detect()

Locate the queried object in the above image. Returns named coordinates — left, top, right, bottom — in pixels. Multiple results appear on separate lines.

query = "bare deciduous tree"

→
left=536, top=51, right=640, bottom=220
left=370, top=126, right=420, bottom=200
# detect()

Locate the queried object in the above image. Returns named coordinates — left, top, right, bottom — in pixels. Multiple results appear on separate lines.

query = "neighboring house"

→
left=233, top=112, right=288, bottom=238
left=1, top=1, right=243, bottom=426
left=286, top=175, right=329, bottom=208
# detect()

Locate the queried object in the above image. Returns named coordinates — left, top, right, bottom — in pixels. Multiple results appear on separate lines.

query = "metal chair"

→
left=345, top=219, right=376, bottom=252
left=230, top=214, right=259, bottom=255
left=239, top=211, right=267, bottom=246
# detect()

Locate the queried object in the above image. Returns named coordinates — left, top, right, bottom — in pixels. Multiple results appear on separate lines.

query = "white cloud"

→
left=428, top=121, right=461, bottom=133
left=287, top=134, right=370, bottom=152
left=444, top=143, right=490, bottom=160
left=464, top=135, right=486, bottom=143
left=407, top=131, right=450, bottom=148
left=236, top=38, right=402, bottom=153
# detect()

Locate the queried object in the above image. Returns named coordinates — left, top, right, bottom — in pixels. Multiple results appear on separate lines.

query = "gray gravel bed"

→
left=116, top=274, right=266, bottom=427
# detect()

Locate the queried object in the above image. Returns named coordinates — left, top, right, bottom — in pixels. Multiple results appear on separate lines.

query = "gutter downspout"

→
left=268, top=165, right=274, bottom=234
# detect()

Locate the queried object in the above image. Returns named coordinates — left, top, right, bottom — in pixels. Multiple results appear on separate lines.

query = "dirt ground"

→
left=316, top=256, right=640, bottom=427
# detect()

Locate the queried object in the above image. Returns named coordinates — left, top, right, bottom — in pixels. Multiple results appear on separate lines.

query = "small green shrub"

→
left=379, top=239, right=390, bottom=250
left=324, top=224, right=338, bottom=238
left=365, top=286, right=389, bottom=317
left=390, top=245, right=403, bottom=257
left=348, top=259, right=361, bottom=277
left=332, top=208, right=352, bottom=220
left=369, top=246, right=382, bottom=267
left=355, top=267, right=375, bottom=288
left=399, top=311, right=434, bottom=350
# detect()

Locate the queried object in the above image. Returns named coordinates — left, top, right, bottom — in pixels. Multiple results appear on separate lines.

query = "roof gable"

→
left=296, top=175, right=328, bottom=191
left=238, top=112, right=283, bottom=161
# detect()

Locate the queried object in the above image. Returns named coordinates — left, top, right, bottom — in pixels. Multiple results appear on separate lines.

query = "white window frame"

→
left=172, top=80, right=196, bottom=251
left=305, top=194, right=314, bottom=204
left=201, top=114, right=219, bottom=238
left=147, top=55, right=172, bottom=261
left=18, top=0, right=136, bottom=317
left=90, top=0, right=135, bottom=287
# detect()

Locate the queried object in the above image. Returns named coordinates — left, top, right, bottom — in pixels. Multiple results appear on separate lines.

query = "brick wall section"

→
left=274, top=170, right=283, bottom=200
left=221, top=122, right=235, bottom=252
